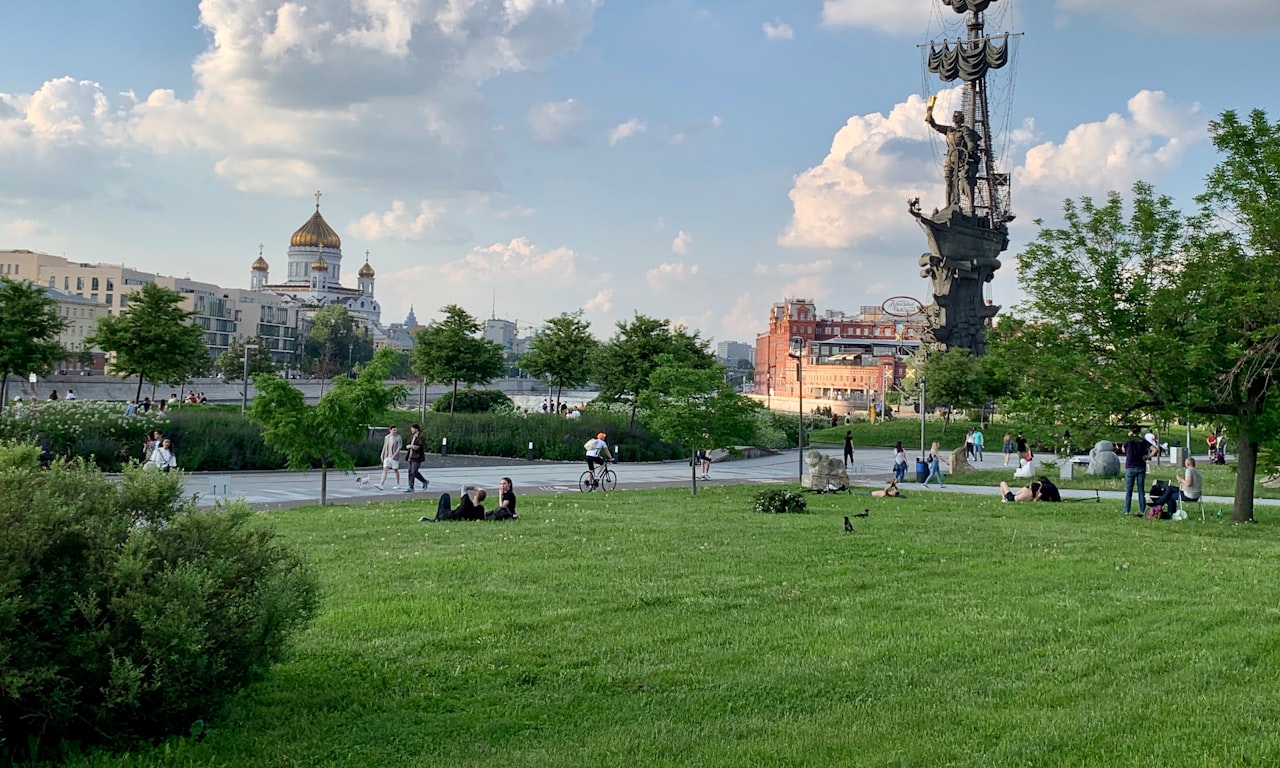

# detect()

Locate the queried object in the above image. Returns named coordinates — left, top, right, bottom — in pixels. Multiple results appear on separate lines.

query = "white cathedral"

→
left=248, top=192, right=386, bottom=333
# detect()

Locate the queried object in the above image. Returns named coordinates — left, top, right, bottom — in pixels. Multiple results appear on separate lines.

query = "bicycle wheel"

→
left=599, top=469, right=617, bottom=491
left=579, top=470, right=596, bottom=493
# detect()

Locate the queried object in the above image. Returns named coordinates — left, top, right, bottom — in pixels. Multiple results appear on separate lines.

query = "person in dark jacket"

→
left=486, top=478, right=518, bottom=520
left=424, top=487, right=486, bottom=522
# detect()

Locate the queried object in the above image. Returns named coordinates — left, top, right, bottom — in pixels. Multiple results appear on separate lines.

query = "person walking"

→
left=699, top=445, right=712, bottom=480
left=1118, top=427, right=1157, bottom=517
left=922, top=440, right=947, bottom=489
left=1002, top=432, right=1014, bottom=467
left=375, top=425, right=403, bottom=490
left=973, top=428, right=984, bottom=462
left=149, top=437, right=177, bottom=473
left=892, top=441, right=908, bottom=483
left=403, top=423, right=430, bottom=492
left=964, top=429, right=975, bottom=461
left=843, top=430, right=855, bottom=469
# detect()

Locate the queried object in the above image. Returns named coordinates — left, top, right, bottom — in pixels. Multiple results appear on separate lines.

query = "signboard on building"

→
left=881, top=296, right=924, bottom=317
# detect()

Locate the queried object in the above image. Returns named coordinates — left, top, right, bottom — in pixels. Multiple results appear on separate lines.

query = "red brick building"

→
left=754, top=298, right=921, bottom=410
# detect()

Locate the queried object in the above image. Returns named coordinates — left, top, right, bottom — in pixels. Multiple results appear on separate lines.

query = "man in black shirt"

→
left=1117, top=428, right=1157, bottom=516
left=1034, top=476, right=1061, bottom=502
left=425, top=487, right=487, bottom=522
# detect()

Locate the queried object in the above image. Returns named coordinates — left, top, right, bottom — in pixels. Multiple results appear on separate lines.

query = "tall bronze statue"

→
left=908, top=0, right=1016, bottom=357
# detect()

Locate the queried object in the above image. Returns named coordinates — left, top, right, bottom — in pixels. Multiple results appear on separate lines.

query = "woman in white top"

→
left=150, top=438, right=178, bottom=473
left=893, top=441, right=908, bottom=482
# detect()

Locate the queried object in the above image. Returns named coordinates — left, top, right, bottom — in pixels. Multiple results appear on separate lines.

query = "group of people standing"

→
left=143, top=429, right=177, bottom=472
left=1119, top=427, right=1203, bottom=518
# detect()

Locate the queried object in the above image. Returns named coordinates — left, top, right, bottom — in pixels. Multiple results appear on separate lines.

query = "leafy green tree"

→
left=303, top=305, right=373, bottom=378
left=0, top=278, right=67, bottom=412
left=213, top=336, right=276, bottom=381
left=594, top=314, right=718, bottom=429
left=519, top=310, right=598, bottom=411
left=638, top=356, right=759, bottom=494
left=1168, top=108, right=1280, bottom=521
left=410, top=304, right=505, bottom=415
left=987, top=181, right=1189, bottom=431
left=85, top=282, right=211, bottom=403
left=920, top=347, right=1000, bottom=427
left=248, top=347, right=406, bottom=505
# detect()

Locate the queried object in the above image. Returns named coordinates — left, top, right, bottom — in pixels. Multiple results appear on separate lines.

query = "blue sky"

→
left=2, top=0, right=1277, bottom=344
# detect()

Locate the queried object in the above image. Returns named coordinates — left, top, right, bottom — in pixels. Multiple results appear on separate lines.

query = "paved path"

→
left=185, top=447, right=1271, bottom=513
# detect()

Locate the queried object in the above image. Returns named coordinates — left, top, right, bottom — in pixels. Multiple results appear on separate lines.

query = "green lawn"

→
left=67, top=486, right=1280, bottom=767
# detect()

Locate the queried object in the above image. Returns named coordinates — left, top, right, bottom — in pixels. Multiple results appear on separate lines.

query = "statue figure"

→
left=925, top=97, right=981, bottom=212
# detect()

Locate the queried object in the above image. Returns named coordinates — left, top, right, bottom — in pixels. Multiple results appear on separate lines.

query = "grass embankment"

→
left=67, top=486, right=1280, bottom=767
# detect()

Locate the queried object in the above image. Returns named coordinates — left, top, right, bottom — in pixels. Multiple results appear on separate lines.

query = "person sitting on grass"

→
left=871, top=479, right=903, bottom=498
left=423, top=486, right=487, bottom=522
left=484, top=477, right=518, bottom=521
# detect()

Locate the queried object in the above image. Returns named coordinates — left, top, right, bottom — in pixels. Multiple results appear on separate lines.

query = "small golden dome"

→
left=358, top=261, right=375, bottom=278
left=251, top=255, right=270, bottom=272
left=310, top=255, right=330, bottom=272
left=291, top=208, right=342, bottom=249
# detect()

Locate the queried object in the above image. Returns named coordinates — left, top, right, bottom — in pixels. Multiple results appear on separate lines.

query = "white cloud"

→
left=0, top=1, right=602, bottom=200
left=670, top=115, right=722, bottom=144
left=754, top=260, right=835, bottom=276
left=5, top=218, right=54, bottom=238
left=779, top=88, right=1204, bottom=250
left=1055, top=0, right=1280, bottom=33
left=820, top=0, right=930, bottom=35
left=607, top=118, right=647, bottom=146
left=528, top=98, right=588, bottom=144
left=440, top=237, right=578, bottom=282
left=672, top=230, right=693, bottom=255
left=584, top=289, right=613, bottom=312
left=348, top=199, right=444, bottom=240
left=763, top=20, right=795, bottom=40
left=721, top=292, right=760, bottom=337
left=646, top=261, right=699, bottom=289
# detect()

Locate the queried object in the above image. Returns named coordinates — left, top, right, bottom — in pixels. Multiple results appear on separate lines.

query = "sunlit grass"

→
left=66, top=486, right=1280, bottom=767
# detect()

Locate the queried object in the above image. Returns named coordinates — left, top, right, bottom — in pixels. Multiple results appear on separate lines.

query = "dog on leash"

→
left=355, top=475, right=373, bottom=489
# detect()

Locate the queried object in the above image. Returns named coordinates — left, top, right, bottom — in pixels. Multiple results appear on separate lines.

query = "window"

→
left=106, top=278, right=114, bottom=291
left=119, top=295, right=128, bottom=309
left=76, top=277, right=84, bottom=291
left=92, top=277, right=99, bottom=291
left=105, top=294, right=113, bottom=306
left=64, top=277, right=70, bottom=290
left=48, top=277, right=55, bottom=288
left=90, top=294, right=98, bottom=302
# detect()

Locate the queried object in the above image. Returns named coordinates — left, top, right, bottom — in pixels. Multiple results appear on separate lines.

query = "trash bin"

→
left=1169, top=446, right=1183, bottom=466
left=915, top=459, right=928, bottom=483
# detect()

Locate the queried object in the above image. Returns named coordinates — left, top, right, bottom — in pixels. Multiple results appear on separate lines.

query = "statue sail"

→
left=908, top=0, right=1018, bottom=357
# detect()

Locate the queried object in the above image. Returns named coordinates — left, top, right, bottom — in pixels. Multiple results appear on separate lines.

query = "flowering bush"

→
left=753, top=488, right=808, bottom=514
left=0, top=400, right=168, bottom=469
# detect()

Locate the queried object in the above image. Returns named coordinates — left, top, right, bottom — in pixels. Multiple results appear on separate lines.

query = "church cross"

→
left=314, top=190, right=322, bottom=210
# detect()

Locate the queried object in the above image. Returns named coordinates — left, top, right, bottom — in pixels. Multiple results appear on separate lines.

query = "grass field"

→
left=64, top=485, right=1280, bottom=767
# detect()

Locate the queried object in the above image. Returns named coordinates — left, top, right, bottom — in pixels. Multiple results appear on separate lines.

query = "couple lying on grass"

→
left=420, top=477, right=518, bottom=522
left=999, top=475, right=1062, bottom=503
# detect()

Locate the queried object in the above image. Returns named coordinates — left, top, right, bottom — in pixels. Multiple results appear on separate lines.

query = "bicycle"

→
left=579, top=465, right=617, bottom=492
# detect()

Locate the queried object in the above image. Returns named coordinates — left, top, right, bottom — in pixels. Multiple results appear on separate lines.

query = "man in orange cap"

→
left=584, top=431, right=614, bottom=485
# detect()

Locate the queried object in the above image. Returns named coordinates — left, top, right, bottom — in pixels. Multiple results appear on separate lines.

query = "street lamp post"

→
left=242, top=344, right=260, bottom=413
left=788, top=337, right=805, bottom=484
left=919, top=377, right=927, bottom=460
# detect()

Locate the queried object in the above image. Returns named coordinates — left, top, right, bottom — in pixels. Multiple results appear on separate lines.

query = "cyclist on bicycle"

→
left=584, top=432, right=614, bottom=484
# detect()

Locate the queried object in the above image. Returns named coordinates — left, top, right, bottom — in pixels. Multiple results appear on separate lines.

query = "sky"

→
left=2, top=0, right=1278, bottom=345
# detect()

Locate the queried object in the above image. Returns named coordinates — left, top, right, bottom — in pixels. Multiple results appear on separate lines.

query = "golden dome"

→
left=291, top=207, right=342, bottom=249
left=358, top=261, right=375, bottom=278
left=251, top=255, right=270, bottom=272
left=310, top=255, right=330, bottom=272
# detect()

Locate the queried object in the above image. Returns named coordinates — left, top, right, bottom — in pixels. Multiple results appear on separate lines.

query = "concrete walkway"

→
left=184, top=446, right=1271, bottom=513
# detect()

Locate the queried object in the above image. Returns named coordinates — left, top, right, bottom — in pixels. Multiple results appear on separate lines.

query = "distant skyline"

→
left=2, top=0, right=1277, bottom=342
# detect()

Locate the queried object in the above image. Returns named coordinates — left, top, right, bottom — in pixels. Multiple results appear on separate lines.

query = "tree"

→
left=638, top=356, right=759, bottom=494
left=248, top=347, right=406, bottom=505
left=1171, top=108, right=1280, bottom=521
left=594, top=314, right=718, bottom=429
left=84, top=282, right=211, bottom=403
left=214, top=337, right=277, bottom=381
left=519, top=310, right=597, bottom=411
left=0, top=278, right=67, bottom=412
left=303, top=305, right=373, bottom=378
left=920, top=347, right=1000, bottom=426
left=410, top=305, right=505, bottom=415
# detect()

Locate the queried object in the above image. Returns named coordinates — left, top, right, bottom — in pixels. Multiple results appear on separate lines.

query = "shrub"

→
left=0, top=400, right=169, bottom=470
left=430, top=389, right=513, bottom=414
left=0, top=442, right=320, bottom=762
left=753, top=488, right=808, bottom=514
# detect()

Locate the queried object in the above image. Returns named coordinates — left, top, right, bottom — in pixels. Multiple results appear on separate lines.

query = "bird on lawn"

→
left=843, top=516, right=854, bottom=533
left=854, top=509, right=869, bottom=518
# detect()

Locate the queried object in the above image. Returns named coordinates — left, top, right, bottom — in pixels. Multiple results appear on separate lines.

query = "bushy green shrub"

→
left=430, top=389, right=513, bottom=414
left=0, top=442, right=320, bottom=762
left=753, top=488, right=808, bottom=514
left=0, top=400, right=169, bottom=470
